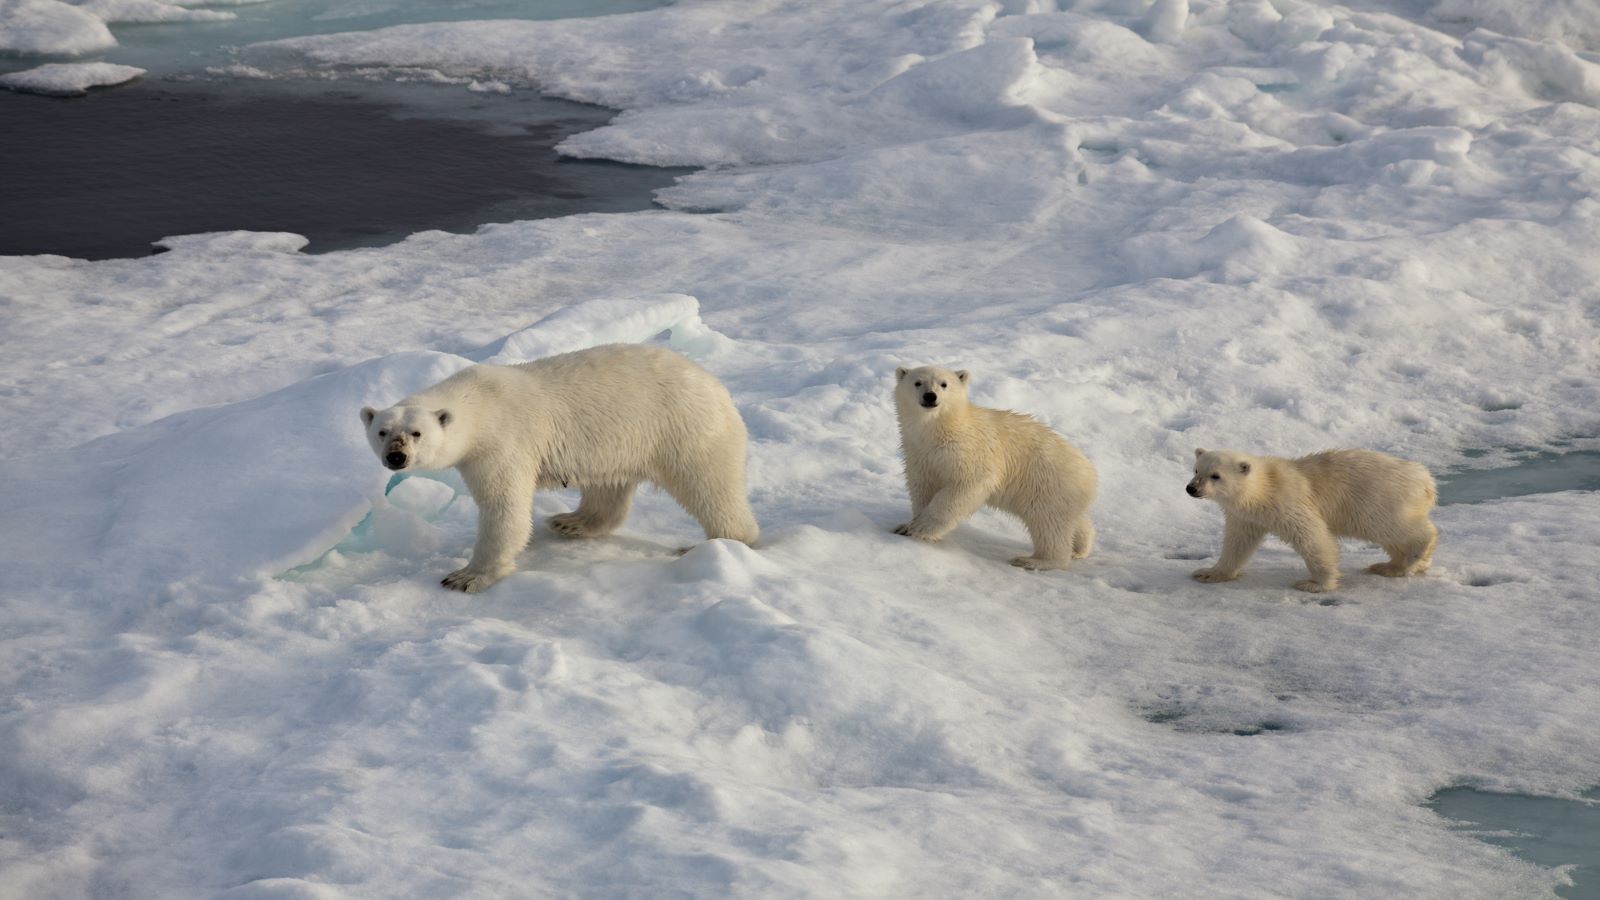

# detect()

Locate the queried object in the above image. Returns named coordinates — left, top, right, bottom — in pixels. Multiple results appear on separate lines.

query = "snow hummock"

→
left=2, top=0, right=1599, bottom=897
left=0, top=0, right=115, bottom=55
left=1429, top=0, right=1600, bottom=48
left=0, top=60, right=144, bottom=95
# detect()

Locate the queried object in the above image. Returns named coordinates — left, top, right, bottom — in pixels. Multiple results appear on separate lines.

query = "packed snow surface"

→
left=3, top=0, right=1600, bottom=897
left=0, top=60, right=143, bottom=95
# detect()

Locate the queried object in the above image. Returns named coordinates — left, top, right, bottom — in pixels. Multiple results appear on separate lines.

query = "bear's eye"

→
left=377, top=430, right=387, bottom=438
left=940, top=381, right=947, bottom=388
left=1210, top=473, right=1221, bottom=480
left=411, top=431, right=421, bottom=439
left=914, top=381, right=922, bottom=388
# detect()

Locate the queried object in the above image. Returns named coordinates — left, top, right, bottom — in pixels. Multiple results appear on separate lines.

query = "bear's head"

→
left=894, top=365, right=970, bottom=419
left=1188, top=448, right=1254, bottom=503
left=360, top=404, right=460, bottom=472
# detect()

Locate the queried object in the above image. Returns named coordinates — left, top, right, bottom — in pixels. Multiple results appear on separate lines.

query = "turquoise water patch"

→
left=1438, top=450, right=1600, bottom=505
left=1430, top=787, right=1600, bottom=899
left=278, top=509, right=381, bottom=581
left=278, top=474, right=462, bottom=580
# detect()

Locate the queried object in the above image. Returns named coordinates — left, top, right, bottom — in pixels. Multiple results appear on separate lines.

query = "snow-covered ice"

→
left=0, top=60, right=143, bottom=95
left=0, top=0, right=115, bottom=55
left=2, top=0, right=1599, bottom=897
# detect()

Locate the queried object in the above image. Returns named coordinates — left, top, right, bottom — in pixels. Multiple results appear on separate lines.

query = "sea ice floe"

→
left=0, top=0, right=115, bottom=55
left=0, top=61, right=144, bottom=96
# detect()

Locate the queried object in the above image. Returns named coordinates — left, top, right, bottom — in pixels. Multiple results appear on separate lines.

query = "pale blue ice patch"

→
left=1437, top=451, right=1600, bottom=505
left=1430, top=788, right=1600, bottom=899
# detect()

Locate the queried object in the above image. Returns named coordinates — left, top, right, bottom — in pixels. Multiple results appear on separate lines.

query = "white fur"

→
left=1187, top=448, right=1438, bottom=593
left=892, top=365, right=1097, bottom=570
left=361, top=344, right=758, bottom=593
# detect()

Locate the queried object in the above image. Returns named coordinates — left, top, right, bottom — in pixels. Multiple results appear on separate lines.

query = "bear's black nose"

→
left=1186, top=483, right=1199, bottom=497
left=385, top=451, right=407, bottom=469
left=921, top=392, right=938, bottom=407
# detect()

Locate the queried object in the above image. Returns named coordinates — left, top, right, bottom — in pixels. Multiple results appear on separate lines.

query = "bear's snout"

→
left=921, top=392, right=938, bottom=408
left=1186, top=481, right=1200, bottom=497
left=385, top=451, right=408, bottom=470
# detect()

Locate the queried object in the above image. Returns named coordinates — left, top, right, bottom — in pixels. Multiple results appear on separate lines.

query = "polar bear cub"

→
left=893, top=365, right=1097, bottom=570
left=361, top=344, right=759, bottom=593
left=1187, top=448, right=1438, bottom=593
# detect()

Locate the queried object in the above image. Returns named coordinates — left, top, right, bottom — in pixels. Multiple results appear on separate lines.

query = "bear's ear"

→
left=955, top=369, right=970, bottom=384
left=1194, top=447, right=1207, bottom=459
left=437, top=409, right=452, bottom=427
left=1238, top=461, right=1251, bottom=474
left=895, top=366, right=908, bottom=382
left=361, top=406, right=377, bottom=427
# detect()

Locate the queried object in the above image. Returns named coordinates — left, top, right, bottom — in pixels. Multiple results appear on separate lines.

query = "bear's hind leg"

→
left=1409, top=520, right=1438, bottom=574
left=658, top=453, right=759, bottom=546
left=550, top=481, right=637, bottom=538
left=1368, top=519, right=1436, bottom=577
left=1071, top=515, right=1095, bottom=559
left=1013, top=512, right=1075, bottom=571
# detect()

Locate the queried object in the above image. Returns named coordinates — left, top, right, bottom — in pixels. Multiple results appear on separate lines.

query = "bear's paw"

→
left=549, top=512, right=597, bottom=538
left=892, top=522, right=940, bottom=542
left=442, top=567, right=506, bottom=594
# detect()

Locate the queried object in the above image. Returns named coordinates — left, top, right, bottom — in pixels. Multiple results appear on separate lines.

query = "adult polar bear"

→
left=361, top=344, right=759, bottom=593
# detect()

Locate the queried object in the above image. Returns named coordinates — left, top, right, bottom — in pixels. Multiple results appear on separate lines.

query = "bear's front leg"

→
left=1192, top=517, right=1267, bottom=583
left=1280, top=518, right=1340, bottom=593
left=446, top=464, right=535, bottom=594
left=894, top=472, right=938, bottom=537
left=894, top=480, right=992, bottom=542
left=897, top=470, right=936, bottom=523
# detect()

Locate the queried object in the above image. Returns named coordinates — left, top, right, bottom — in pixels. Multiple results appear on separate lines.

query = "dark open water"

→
left=0, top=82, right=690, bottom=259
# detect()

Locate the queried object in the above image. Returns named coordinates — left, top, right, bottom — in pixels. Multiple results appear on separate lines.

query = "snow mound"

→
left=860, top=37, right=1044, bottom=130
left=1430, top=0, right=1600, bottom=49
left=0, top=294, right=720, bottom=607
left=1, top=350, right=466, bottom=605
left=1123, top=215, right=1302, bottom=283
left=1139, top=0, right=1189, bottom=44
left=0, top=61, right=144, bottom=96
left=475, top=293, right=719, bottom=364
left=674, top=539, right=773, bottom=590
left=0, top=0, right=115, bottom=55
left=1463, top=30, right=1600, bottom=108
